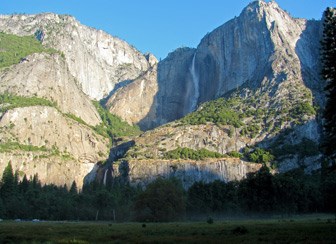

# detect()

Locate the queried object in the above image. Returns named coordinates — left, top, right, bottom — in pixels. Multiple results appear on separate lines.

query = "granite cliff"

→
left=99, top=1, right=324, bottom=187
left=0, top=13, right=155, bottom=100
left=0, top=1, right=326, bottom=188
left=105, top=1, right=322, bottom=130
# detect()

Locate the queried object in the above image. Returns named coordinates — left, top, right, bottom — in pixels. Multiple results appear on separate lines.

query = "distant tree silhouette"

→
left=321, top=7, right=336, bottom=164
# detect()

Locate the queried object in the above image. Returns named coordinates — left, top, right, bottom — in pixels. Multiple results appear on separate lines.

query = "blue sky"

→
left=1, top=0, right=335, bottom=59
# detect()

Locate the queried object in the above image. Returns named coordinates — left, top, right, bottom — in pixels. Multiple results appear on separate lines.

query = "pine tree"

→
left=0, top=162, right=15, bottom=199
left=321, top=7, right=336, bottom=164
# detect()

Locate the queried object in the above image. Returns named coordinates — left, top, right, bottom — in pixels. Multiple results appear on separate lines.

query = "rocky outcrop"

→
left=0, top=106, right=109, bottom=161
left=105, top=47, right=196, bottom=129
left=0, top=152, right=96, bottom=188
left=112, top=158, right=262, bottom=189
left=125, top=122, right=247, bottom=159
left=0, top=53, right=101, bottom=126
left=0, top=13, right=155, bottom=100
left=106, top=65, right=159, bottom=130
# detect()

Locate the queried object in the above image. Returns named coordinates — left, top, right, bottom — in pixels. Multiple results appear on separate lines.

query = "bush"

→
left=164, top=147, right=224, bottom=160
left=248, top=148, right=275, bottom=164
left=227, top=151, right=243, bottom=158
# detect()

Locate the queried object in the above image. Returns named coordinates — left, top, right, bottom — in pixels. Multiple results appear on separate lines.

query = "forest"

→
left=0, top=162, right=335, bottom=222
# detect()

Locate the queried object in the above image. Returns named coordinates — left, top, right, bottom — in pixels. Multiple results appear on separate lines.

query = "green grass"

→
left=0, top=216, right=335, bottom=243
left=0, top=32, right=58, bottom=69
left=0, top=93, right=57, bottom=113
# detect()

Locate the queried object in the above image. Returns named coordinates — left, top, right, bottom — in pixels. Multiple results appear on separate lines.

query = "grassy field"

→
left=0, top=215, right=335, bottom=243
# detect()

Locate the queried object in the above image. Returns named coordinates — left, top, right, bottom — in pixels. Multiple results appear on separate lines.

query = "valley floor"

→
left=0, top=214, right=335, bottom=243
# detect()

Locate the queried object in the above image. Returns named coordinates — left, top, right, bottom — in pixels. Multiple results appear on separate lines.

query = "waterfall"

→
left=103, top=169, right=108, bottom=185
left=189, top=53, right=200, bottom=112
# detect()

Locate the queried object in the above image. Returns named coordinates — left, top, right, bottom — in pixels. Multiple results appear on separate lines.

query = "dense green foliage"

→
left=134, top=178, right=186, bottom=222
left=248, top=148, right=275, bottom=164
left=290, top=102, right=317, bottom=123
left=321, top=8, right=336, bottom=162
left=0, top=32, right=57, bottom=69
left=180, top=98, right=243, bottom=127
left=164, top=147, right=225, bottom=160
left=0, top=163, right=335, bottom=222
left=93, top=101, right=141, bottom=139
left=0, top=162, right=137, bottom=221
left=0, top=93, right=56, bottom=113
left=187, top=167, right=335, bottom=215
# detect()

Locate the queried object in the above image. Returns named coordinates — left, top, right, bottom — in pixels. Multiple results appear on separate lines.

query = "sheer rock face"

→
left=112, top=158, right=262, bottom=189
left=0, top=106, right=109, bottom=187
left=106, top=1, right=322, bottom=130
left=195, top=1, right=321, bottom=105
left=105, top=47, right=195, bottom=130
left=0, top=53, right=101, bottom=126
left=106, top=65, right=159, bottom=131
left=0, top=13, right=155, bottom=100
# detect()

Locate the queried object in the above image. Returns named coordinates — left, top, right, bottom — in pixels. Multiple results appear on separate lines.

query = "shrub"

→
left=164, top=147, right=224, bottom=160
left=227, top=151, right=243, bottom=158
left=248, top=148, right=275, bottom=164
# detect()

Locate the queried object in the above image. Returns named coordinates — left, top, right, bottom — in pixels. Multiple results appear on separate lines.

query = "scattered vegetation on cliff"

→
left=164, top=147, right=225, bottom=160
left=179, top=98, right=243, bottom=128
left=93, top=101, right=141, bottom=139
left=0, top=142, right=73, bottom=160
left=0, top=32, right=58, bottom=69
left=0, top=93, right=57, bottom=113
left=0, top=142, right=48, bottom=153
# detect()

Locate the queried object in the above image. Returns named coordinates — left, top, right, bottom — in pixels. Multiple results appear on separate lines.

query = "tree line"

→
left=0, top=162, right=335, bottom=222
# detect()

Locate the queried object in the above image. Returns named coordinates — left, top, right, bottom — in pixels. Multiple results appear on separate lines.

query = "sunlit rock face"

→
left=0, top=53, right=101, bottom=126
left=112, top=158, right=262, bottom=189
left=105, top=1, right=321, bottom=130
left=0, top=13, right=154, bottom=100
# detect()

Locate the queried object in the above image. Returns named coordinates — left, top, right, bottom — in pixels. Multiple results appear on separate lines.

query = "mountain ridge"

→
left=0, top=1, right=326, bottom=188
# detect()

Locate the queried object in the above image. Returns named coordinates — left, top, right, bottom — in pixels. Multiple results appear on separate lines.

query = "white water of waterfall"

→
left=103, top=169, right=108, bottom=185
left=190, top=53, right=200, bottom=112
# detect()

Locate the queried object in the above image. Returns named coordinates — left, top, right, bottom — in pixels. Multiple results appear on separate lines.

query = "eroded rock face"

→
left=0, top=106, right=109, bottom=161
left=0, top=53, right=101, bottom=126
left=0, top=13, right=155, bottom=100
left=106, top=65, right=159, bottom=130
left=126, top=123, right=248, bottom=159
left=0, top=152, right=96, bottom=188
left=112, top=158, right=262, bottom=189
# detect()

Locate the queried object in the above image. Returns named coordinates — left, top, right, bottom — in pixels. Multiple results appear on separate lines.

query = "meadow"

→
left=0, top=215, right=335, bottom=243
